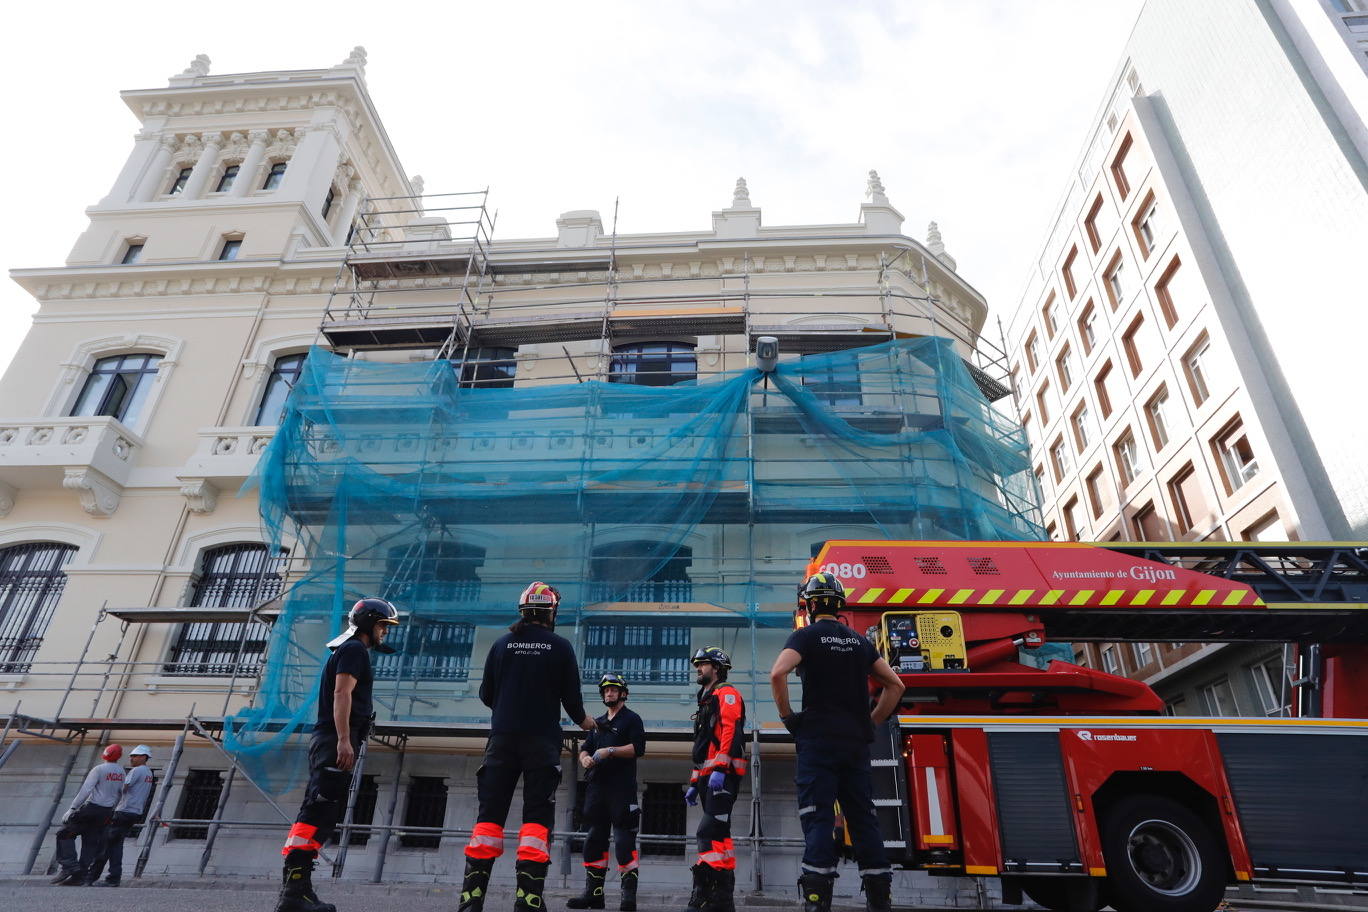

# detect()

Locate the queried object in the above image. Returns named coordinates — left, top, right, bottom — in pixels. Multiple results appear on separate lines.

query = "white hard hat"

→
left=130, top=744, right=152, bottom=758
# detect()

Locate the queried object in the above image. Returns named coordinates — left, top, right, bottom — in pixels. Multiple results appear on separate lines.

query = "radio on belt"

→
left=875, top=611, right=968, bottom=673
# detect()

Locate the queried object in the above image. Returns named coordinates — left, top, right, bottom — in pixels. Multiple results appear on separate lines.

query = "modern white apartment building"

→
left=1004, top=0, right=1368, bottom=714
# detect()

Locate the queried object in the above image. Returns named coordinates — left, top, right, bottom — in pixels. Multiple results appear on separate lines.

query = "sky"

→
left=0, top=0, right=1145, bottom=376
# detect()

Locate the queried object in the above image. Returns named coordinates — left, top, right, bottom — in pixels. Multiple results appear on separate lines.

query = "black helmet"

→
left=327, top=597, right=401, bottom=653
left=799, top=572, right=845, bottom=616
left=598, top=673, right=630, bottom=695
left=691, top=646, right=732, bottom=670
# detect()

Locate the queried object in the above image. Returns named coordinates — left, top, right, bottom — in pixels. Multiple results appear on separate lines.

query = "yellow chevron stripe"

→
left=1009, top=589, right=1036, bottom=605
left=858, top=588, right=884, bottom=604
left=1223, top=590, right=1246, bottom=605
left=845, top=588, right=858, bottom=601
left=889, top=588, right=915, bottom=604
left=1040, top=590, right=1064, bottom=605
left=1132, top=589, right=1155, bottom=606
left=1100, top=591, right=1124, bottom=606
left=1162, top=590, right=1183, bottom=605
left=948, top=589, right=974, bottom=605
left=918, top=589, right=945, bottom=604
left=980, top=589, right=1005, bottom=605
left=1192, top=590, right=1215, bottom=606
left=1069, top=590, right=1095, bottom=605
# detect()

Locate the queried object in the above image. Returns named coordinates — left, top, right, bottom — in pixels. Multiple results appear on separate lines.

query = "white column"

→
left=332, top=177, right=365, bottom=245
left=181, top=132, right=223, bottom=200
left=230, top=130, right=269, bottom=197
left=277, top=126, right=342, bottom=211
left=130, top=135, right=180, bottom=203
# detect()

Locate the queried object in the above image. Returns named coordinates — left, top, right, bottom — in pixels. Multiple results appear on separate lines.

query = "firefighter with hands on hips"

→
left=87, top=743, right=155, bottom=886
left=460, top=583, right=604, bottom=912
left=51, top=743, right=126, bottom=886
left=684, top=646, right=747, bottom=912
left=567, top=673, right=647, bottom=912
left=769, top=572, right=907, bottom=912
left=274, top=596, right=401, bottom=912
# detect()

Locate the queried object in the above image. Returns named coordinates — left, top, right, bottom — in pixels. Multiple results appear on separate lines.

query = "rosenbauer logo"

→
left=1074, top=730, right=1137, bottom=742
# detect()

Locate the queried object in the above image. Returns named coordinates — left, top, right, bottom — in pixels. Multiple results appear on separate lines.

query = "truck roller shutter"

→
left=987, top=732, right=1081, bottom=871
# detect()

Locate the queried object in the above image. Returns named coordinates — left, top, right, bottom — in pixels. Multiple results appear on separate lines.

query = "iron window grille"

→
left=640, top=782, right=687, bottom=856
left=457, top=347, right=518, bottom=388
left=70, top=353, right=163, bottom=425
left=582, top=622, right=692, bottom=686
left=609, top=343, right=697, bottom=386
left=171, top=769, right=224, bottom=839
left=254, top=353, right=307, bottom=426
left=373, top=620, right=476, bottom=682
left=330, top=774, right=379, bottom=845
left=164, top=544, right=287, bottom=676
left=399, top=776, right=448, bottom=848
left=0, top=542, right=77, bottom=673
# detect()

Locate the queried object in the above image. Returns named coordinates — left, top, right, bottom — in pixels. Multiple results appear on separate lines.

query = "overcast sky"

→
left=0, top=0, right=1145, bottom=376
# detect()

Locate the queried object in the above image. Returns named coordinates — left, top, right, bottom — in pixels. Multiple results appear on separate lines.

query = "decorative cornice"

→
left=178, top=478, right=219, bottom=514
left=62, top=467, right=123, bottom=517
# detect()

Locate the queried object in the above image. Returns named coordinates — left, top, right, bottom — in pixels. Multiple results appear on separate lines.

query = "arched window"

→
left=373, top=541, right=483, bottom=681
left=164, top=543, right=287, bottom=676
left=0, top=542, right=77, bottom=673
left=586, top=540, right=693, bottom=684
left=70, top=353, right=163, bottom=425
left=254, top=353, right=307, bottom=425
left=609, top=343, right=696, bottom=386
left=589, top=541, right=692, bottom=602
left=458, top=347, right=517, bottom=389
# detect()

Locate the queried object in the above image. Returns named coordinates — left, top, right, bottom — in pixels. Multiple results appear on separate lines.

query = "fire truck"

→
left=802, top=540, right=1368, bottom=912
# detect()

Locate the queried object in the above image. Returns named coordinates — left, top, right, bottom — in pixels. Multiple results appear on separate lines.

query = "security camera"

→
left=755, top=336, right=779, bottom=373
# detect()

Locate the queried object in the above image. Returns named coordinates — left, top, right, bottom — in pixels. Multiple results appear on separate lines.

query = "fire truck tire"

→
left=1100, top=794, right=1227, bottom=912
left=1013, top=877, right=1104, bottom=911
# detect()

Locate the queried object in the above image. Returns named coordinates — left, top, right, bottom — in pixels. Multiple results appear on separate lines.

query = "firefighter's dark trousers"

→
left=581, top=778, right=640, bottom=872
left=695, top=772, right=740, bottom=871
left=794, top=736, right=889, bottom=877
left=465, top=733, right=562, bottom=865
left=54, top=803, right=112, bottom=878
left=281, top=728, right=362, bottom=857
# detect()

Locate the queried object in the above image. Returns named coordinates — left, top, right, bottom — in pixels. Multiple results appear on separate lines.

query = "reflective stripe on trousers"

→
left=282, top=822, right=322, bottom=856
left=517, top=822, right=551, bottom=862
left=466, top=821, right=506, bottom=859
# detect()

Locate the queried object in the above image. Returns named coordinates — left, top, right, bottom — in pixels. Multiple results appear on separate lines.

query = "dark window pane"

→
left=164, top=544, right=287, bottom=676
left=254, top=353, right=307, bottom=425
left=322, top=186, right=336, bottom=219
left=171, top=769, right=224, bottom=839
left=120, top=243, right=144, bottom=265
left=169, top=167, right=192, bottom=195
left=263, top=162, right=287, bottom=190
left=215, top=165, right=240, bottom=193
left=0, top=543, right=77, bottom=673
left=219, top=239, right=242, bottom=261
left=641, top=782, right=687, bottom=856
left=400, top=777, right=447, bottom=848
left=801, top=354, right=862, bottom=406
left=70, top=353, right=164, bottom=424
left=457, top=347, right=517, bottom=388
left=609, top=343, right=696, bottom=386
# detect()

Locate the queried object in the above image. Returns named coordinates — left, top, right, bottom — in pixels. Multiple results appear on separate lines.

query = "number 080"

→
left=821, top=562, right=867, bottom=579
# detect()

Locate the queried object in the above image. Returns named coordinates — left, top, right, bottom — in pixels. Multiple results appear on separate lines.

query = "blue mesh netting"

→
left=226, top=337, right=1042, bottom=791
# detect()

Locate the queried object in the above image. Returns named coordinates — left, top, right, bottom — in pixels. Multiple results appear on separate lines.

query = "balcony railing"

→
left=586, top=580, right=694, bottom=603
left=0, top=416, right=144, bottom=516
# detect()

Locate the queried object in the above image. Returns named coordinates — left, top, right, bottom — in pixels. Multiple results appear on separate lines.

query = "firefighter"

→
left=769, top=572, right=906, bottom=912
left=684, top=646, right=747, bottom=912
left=567, top=673, right=647, bottom=912
left=51, top=743, right=125, bottom=885
left=460, top=582, right=601, bottom=912
left=274, top=597, right=400, bottom=912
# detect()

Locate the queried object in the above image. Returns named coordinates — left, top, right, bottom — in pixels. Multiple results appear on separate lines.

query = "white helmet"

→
left=130, top=744, right=152, bottom=758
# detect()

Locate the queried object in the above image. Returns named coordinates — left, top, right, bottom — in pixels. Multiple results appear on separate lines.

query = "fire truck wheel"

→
left=1013, top=876, right=1104, bottom=911
left=1101, top=794, right=1227, bottom=912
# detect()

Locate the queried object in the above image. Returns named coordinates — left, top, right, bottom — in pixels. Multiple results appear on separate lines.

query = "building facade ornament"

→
left=62, top=467, right=122, bottom=517
left=179, top=54, right=211, bottom=78
left=732, top=177, right=751, bottom=207
left=866, top=170, right=889, bottom=205
left=178, top=478, right=219, bottom=514
left=0, top=480, right=15, bottom=518
left=341, top=46, right=368, bottom=70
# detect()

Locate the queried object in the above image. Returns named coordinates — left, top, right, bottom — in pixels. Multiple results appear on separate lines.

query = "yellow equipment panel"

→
left=879, top=611, right=968, bottom=673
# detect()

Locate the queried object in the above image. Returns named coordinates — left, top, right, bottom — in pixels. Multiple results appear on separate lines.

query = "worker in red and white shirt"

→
left=684, top=646, right=747, bottom=912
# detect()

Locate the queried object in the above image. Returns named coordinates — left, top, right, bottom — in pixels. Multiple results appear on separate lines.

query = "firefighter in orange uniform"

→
left=683, top=646, right=746, bottom=912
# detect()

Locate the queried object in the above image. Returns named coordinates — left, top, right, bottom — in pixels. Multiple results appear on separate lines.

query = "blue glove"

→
left=684, top=786, right=698, bottom=806
left=708, top=770, right=726, bottom=792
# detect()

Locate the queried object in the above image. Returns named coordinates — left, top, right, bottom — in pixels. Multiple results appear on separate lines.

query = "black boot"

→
left=861, top=873, right=892, bottom=912
left=566, top=867, right=607, bottom=910
left=703, top=867, right=735, bottom=912
left=684, top=863, right=713, bottom=912
left=799, top=873, right=835, bottom=912
left=619, top=870, right=638, bottom=912
left=515, top=859, right=550, bottom=912
left=274, top=850, right=337, bottom=912
left=460, top=857, right=496, bottom=912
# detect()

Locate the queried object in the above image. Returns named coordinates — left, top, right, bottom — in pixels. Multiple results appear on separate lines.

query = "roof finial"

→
left=180, top=54, right=211, bottom=78
left=341, top=46, right=368, bottom=69
left=732, top=177, right=751, bottom=207
left=866, top=169, right=889, bottom=206
left=926, top=220, right=944, bottom=254
left=410, top=174, right=425, bottom=197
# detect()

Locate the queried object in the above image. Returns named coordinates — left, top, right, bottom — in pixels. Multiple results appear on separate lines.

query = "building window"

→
left=164, top=544, right=286, bottom=676
left=120, top=242, right=145, bottom=265
left=1035, top=380, right=1052, bottom=424
left=399, top=777, right=448, bottom=848
left=1049, top=436, right=1071, bottom=483
left=1199, top=677, right=1239, bottom=716
left=800, top=354, right=862, bottom=406
left=1121, top=313, right=1145, bottom=378
left=1248, top=655, right=1290, bottom=716
left=0, top=542, right=77, bottom=674
left=583, top=622, right=693, bottom=686
left=1145, top=385, right=1172, bottom=450
left=1104, top=252, right=1126, bottom=309
left=1021, top=411, right=1035, bottom=448
left=1132, top=192, right=1159, bottom=257
left=1046, top=521, right=1059, bottom=541
left=641, top=782, right=687, bottom=857
left=1183, top=333, right=1213, bottom=405
left=1164, top=697, right=1187, bottom=716
left=609, top=343, right=697, bottom=386
left=1167, top=462, right=1202, bottom=534
left=376, top=619, right=476, bottom=682
left=1077, top=301, right=1097, bottom=354
left=262, top=161, right=288, bottom=191
left=1132, top=641, right=1153, bottom=668
left=172, top=770, right=224, bottom=840
left=253, top=353, right=307, bottom=425
left=1113, top=429, right=1141, bottom=486
left=1034, top=464, right=1048, bottom=498
left=1084, top=195, right=1107, bottom=253
left=1086, top=465, right=1107, bottom=519
left=1055, top=344, right=1075, bottom=390
left=590, top=542, right=692, bottom=600
left=1101, top=645, right=1120, bottom=674
left=330, top=775, right=379, bottom=846
left=214, top=164, right=240, bottom=193
left=1133, top=500, right=1166, bottom=540
left=1155, top=257, right=1183, bottom=328
left=1061, top=247, right=1079, bottom=299
left=322, top=186, right=336, bottom=220
left=1025, top=331, right=1041, bottom=373
left=218, top=238, right=242, bottom=261
left=458, top=346, right=518, bottom=389
left=1071, top=400, right=1092, bottom=451
left=1111, top=133, right=1133, bottom=199
left=168, top=167, right=193, bottom=195
left=1213, top=415, right=1258, bottom=493
left=70, top=353, right=164, bottom=425
left=1063, top=496, right=1082, bottom=541
left=1093, top=360, right=1114, bottom=419
left=1243, top=511, right=1286, bottom=542
left=1042, top=294, right=1059, bottom=338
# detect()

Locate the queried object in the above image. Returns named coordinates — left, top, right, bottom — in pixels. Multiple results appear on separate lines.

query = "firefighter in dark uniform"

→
left=769, top=573, right=906, bottom=912
left=684, top=646, right=747, bottom=912
left=460, top=583, right=601, bottom=912
left=567, top=673, right=647, bottom=912
left=275, top=597, right=401, bottom=912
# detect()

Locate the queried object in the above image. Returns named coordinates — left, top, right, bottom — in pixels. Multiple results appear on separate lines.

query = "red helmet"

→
left=102, top=744, right=123, bottom=762
left=518, top=582, right=560, bottom=611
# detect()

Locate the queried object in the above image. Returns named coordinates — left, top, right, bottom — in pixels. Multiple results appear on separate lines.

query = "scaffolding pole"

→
left=24, top=739, right=82, bottom=875
left=749, top=728, right=763, bottom=892
left=197, top=765, right=238, bottom=875
left=370, top=733, right=407, bottom=883
left=330, top=734, right=371, bottom=877
left=134, top=715, right=190, bottom=878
